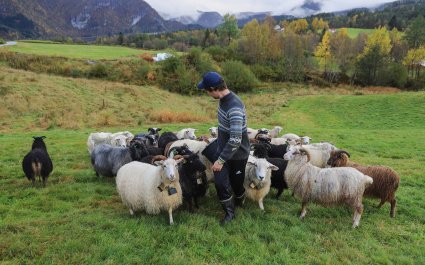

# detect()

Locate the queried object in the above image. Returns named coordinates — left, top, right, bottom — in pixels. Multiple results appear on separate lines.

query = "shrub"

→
left=186, top=47, right=218, bottom=74
left=88, top=63, right=108, bottom=78
left=157, top=56, right=200, bottom=95
left=0, top=38, right=5, bottom=44
left=379, top=63, right=408, bottom=88
left=221, top=60, right=259, bottom=92
left=205, top=46, right=232, bottom=62
left=250, top=64, right=278, bottom=82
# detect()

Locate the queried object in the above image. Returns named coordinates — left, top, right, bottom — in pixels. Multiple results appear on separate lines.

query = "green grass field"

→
left=342, top=28, right=374, bottom=38
left=0, top=66, right=424, bottom=264
left=6, top=41, right=161, bottom=60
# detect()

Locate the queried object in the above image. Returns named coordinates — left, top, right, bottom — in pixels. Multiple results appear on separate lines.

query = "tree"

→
left=356, top=27, right=392, bottom=85
left=403, top=47, right=425, bottom=79
left=217, top=14, right=239, bottom=46
left=238, top=19, right=262, bottom=64
left=315, top=31, right=332, bottom=73
left=404, top=16, right=425, bottom=49
left=117, top=32, right=124, bottom=45
left=312, top=18, right=329, bottom=33
left=288, top=19, right=308, bottom=34
left=388, top=15, right=401, bottom=31
left=331, top=28, right=354, bottom=74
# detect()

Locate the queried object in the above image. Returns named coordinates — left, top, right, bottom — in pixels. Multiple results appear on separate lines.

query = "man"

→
left=197, top=71, right=250, bottom=225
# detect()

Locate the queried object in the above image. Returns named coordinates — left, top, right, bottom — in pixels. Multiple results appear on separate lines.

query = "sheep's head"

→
left=247, top=158, right=278, bottom=183
left=300, top=136, right=312, bottom=145
left=327, top=150, right=350, bottom=167
left=181, top=153, right=206, bottom=172
left=31, top=136, right=47, bottom=150
left=129, top=138, right=149, bottom=161
left=251, top=143, right=270, bottom=159
left=184, top=129, right=197, bottom=140
left=209, top=127, right=218, bottom=138
left=284, top=145, right=310, bottom=162
left=148, top=127, right=161, bottom=137
left=112, top=135, right=127, bottom=147
left=155, top=153, right=183, bottom=182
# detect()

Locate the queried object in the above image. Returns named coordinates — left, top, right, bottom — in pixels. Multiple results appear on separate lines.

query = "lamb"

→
left=91, top=138, right=149, bottom=177
left=175, top=128, right=197, bottom=140
left=244, top=156, right=279, bottom=210
left=116, top=154, right=184, bottom=225
left=327, top=150, right=400, bottom=217
left=283, top=145, right=373, bottom=228
left=158, top=131, right=178, bottom=149
left=22, top=136, right=53, bottom=187
left=252, top=143, right=289, bottom=199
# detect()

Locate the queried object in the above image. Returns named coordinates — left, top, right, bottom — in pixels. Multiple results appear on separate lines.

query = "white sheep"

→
left=87, top=132, right=112, bottom=153
left=268, top=126, right=283, bottom=138
left=116, top=154, right=184, bottom=225
left=244, top=156, right=279, bottom=210
left=284, top=145, right=373, bottom=228
left=175, top=128, right=197, bottom=140
left=110, top=134, right=128, bottom=147
left=209, top=127, right=218, bottom=138
left=301, top=142, right=338, bottom=168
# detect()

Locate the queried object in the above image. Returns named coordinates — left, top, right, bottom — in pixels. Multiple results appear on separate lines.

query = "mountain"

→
left=196, top=11, right=223, bottom=28
left=0, top=0, right=190, bottom=39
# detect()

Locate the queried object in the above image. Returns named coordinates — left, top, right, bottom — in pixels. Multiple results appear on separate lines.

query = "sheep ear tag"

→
left=197, top=178, right=203, bottom=184
left=168, top=187, right=177, bottom=196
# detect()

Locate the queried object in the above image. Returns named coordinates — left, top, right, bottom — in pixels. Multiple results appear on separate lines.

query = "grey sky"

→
left=144, top=0, right=395, bottom=18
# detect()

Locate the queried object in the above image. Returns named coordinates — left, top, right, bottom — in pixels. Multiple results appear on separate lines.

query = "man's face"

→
left=206, top=89, right=220, bottom=99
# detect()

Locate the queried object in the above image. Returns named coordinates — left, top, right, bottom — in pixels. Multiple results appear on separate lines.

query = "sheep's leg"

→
left=187, top=198, right=194, bottom=213
left=300, top=202, right=307, bottom=219
left=352, top=205, right=363, bottom=228
left=390, top=199, right=397, bottom=218
left=377, top=199, right=385, bottom=208
left=259, top=198, right=265, bottom=211
left=31, top=177, right=36, bottom=187
left=194, top=196, right=200, bottom=209
left=275, top=189, right=283, bottom=200
left=168, top=207, right=174, bottom=225
left=129, top=208, right=134, bottom=215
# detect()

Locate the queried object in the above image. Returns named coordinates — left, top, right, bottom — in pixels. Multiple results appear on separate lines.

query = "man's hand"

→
left=212, top=161, right=224, bottom=172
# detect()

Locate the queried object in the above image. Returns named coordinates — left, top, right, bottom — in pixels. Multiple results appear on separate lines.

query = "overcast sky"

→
left=144, top=0, right=395, bottom=18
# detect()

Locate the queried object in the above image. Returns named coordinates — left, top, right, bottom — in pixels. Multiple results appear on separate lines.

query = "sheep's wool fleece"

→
left=116, top=161, right=182, bottom=214
left=243, top=163, right=271, bottom=202
left=285, top=156, right=373, bottom=206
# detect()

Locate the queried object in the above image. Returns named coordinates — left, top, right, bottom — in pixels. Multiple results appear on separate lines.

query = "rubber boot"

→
left=235, top=193, right=246, bottom=208
left=220, top=197, right=235, bottom=226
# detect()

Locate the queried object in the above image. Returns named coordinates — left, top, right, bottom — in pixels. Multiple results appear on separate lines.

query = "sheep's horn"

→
left=151, top=155, right=167, bottom=163
left=173, top=154, right=183, bottom=160
left=339, top=150, right=350, bottom=158
left=298, top=147, right=311, bottom=162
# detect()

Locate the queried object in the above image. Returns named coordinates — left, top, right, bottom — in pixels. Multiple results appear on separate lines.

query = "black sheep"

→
left=22, top=136, right=53, bottom=187
left=158, top=131, right=178, bottom=149
left=177, top=153, right=208, bottom=212
left=252, top=143, right=288, bottom=199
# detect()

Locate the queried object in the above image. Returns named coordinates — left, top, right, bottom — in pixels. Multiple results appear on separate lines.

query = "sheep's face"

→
left=284, top=146, right=299, bottom=161
left=112, top=135, right=127, bottom=147
left=156, top=158, right=183, bottom=182
left=184, top=129, right=197, bottom=140
left=248, top=158, right=278, bottom=182
left=146, top=135, right=158, bottom=147
left=209, top=127, right=218, bottom=138
left=300, top=136, right=312, bottom=145
left=184, top=153, right=206, bottom=172
left=148, top=127, right=161, bottom=137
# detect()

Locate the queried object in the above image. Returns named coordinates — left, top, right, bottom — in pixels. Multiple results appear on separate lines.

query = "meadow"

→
left=344, top=28, right=374, bottom=38
left=6, top=41, right=165, bottom=60
left=0, top=64, right=424, bottom=264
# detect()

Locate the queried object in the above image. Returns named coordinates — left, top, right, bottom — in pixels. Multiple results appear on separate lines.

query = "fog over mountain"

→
left=145, top=0, right=395, bottom=19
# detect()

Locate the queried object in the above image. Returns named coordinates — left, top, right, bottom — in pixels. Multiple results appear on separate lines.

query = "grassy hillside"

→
left=1, top=67, right=424, bottom=264
left=6, top=41, right=163, bottom=60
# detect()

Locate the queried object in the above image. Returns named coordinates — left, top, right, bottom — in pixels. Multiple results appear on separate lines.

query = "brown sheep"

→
left=327, top=150, right=400, bottom=217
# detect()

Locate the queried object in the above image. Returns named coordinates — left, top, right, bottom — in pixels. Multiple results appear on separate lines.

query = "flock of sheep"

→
left=21, top=125, right=400, bottom=228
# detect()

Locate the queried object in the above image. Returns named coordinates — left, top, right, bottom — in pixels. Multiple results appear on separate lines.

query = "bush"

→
left=379, top=63, right=408, bottom=88
left=186, top=47, right=218, bottom=74
left=205, top=46, right=232, bottom=62
left=250, top=64, right=278, bottom=82
left=88, top=63, right=108, bottom=78
left=157, top=56, right=200, bottom=95
left=405, top=75, right=425, bottom=91
left=221, top=60, right=259, bottom=92
left=0, top=38, right=5, bottom=44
